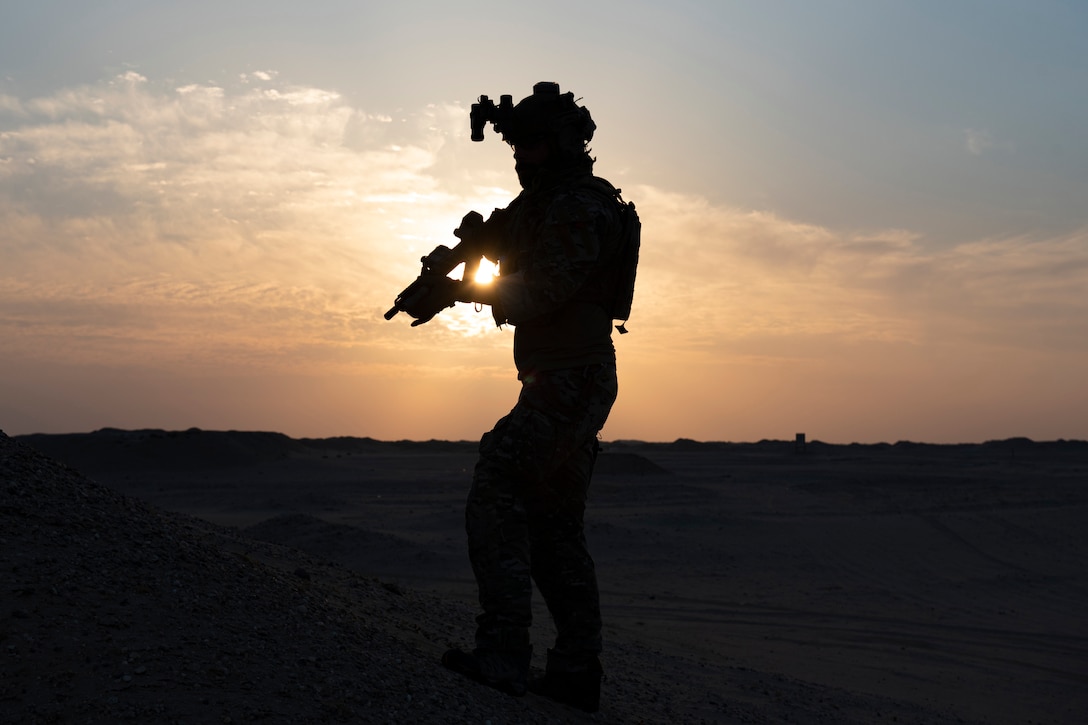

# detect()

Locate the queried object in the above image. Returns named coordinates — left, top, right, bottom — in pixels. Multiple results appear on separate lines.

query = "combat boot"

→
left=527, top=648, right=602, bottom=713
left=442, top=645, right=533, bottom=697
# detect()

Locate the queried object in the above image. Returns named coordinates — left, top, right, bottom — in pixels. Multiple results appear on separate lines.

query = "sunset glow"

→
left=2, top=2, right=1086, bottom=443
left=473, top=260, right=499, bottom=285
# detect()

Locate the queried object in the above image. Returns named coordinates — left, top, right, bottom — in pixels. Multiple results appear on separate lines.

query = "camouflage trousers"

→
left=466, top=362, right=618, bottom=659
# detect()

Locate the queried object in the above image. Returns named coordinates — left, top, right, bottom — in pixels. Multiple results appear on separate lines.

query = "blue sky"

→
left=2, top=1, right=1086, bottom=442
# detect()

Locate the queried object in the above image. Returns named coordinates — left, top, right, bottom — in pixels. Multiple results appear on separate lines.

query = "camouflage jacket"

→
left=482, top=167, right=626, bottom=377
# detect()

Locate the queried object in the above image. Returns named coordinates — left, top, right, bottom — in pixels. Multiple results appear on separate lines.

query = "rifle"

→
left=384, top=211, right=486, bottom=326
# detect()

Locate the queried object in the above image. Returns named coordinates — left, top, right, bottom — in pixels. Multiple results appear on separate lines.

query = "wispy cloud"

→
left=0, top=72, right=515, bottom=367
left=633, top=185, right=1088, bottom=355
left=963, top=127, right=1015, bottom=157
left=965, top=127, right=994, bottom=155
left=3, top=73, right=1085, bottom=372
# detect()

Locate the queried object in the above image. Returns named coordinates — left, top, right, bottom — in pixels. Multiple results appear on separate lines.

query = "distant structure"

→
left=794, top=433, right=806, bottom=454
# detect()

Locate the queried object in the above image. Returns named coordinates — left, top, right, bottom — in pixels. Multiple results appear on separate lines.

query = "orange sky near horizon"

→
left=2, top=4, right=1087, bottom=444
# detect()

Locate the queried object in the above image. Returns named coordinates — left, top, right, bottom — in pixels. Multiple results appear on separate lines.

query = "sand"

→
left=4, top=428, right=1087, bottom=723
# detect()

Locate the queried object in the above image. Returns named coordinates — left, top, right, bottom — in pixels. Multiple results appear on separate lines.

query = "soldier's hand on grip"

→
left=402, top=274, right=462, bottom=327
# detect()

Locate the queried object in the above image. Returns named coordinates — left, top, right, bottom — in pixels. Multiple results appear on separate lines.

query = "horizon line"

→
left=7, top=427, right=1087, bottom=448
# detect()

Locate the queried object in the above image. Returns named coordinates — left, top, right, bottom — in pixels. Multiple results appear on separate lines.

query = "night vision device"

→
left=470, top=94, right=515, bottom=142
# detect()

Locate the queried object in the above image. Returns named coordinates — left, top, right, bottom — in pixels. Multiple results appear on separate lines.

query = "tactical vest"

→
left=484, top=174, right=641, bottom=332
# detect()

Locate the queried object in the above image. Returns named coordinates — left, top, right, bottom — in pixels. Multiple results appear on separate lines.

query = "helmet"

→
left=472, top=82, right=596, bottom=158
left=510, top=82, right=595, bottom=147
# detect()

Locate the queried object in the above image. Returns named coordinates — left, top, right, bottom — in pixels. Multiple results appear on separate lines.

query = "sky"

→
left=2, top=0, right=1086, bottom=444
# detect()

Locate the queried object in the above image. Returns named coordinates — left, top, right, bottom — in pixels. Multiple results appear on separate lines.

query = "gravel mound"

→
left=0, top=431, right=589, bottom=724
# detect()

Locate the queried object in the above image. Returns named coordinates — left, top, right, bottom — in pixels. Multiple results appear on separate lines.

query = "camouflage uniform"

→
left=467, top=166, right=624, bottom=663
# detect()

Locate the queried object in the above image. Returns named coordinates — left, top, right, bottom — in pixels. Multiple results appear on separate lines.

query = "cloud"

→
left=0, top=71, right=476, bottom=256
left=970, top=126, right=996, bottom=154
left=631, top=185, right=1088, bottom=355
left=242, top=70, right=277, bottom=82
left=0, top=72, right=519, bottom=369
left=2, top=71, right=1086, bottom=413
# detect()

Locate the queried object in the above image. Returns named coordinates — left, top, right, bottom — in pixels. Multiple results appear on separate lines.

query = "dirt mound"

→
left=16, top=427, right=297, bottom=472
left=0, top=431, right=576, bottom=723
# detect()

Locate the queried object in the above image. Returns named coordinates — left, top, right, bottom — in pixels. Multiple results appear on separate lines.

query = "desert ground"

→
left=4, top=428, right=1087, bottom=723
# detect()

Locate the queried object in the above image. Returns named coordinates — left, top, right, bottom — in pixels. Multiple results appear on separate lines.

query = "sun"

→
left=471, top=258, right=499, bottom=284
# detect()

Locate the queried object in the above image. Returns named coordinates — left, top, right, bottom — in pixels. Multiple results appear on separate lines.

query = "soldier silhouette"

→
left=391, top=81, right=640, bottom=713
